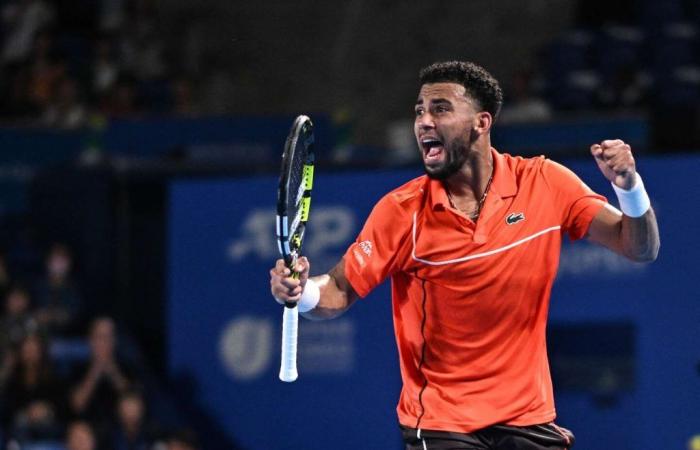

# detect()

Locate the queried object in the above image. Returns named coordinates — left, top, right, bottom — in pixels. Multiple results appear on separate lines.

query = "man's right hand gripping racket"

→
left=276, top=115, right=315, bottom=382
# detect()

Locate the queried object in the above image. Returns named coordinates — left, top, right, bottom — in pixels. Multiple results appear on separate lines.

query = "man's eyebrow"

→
left=415, top=98, right=452, bottom=106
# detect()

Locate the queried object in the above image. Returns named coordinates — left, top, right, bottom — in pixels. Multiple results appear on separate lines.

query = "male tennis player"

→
left=270, top=61, right=659, bottom=450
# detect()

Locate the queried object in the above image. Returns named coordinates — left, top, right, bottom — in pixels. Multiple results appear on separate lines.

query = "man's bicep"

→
left=341, top=195, right=411, bottom=296
left=586, top=202, right=624, bottom=254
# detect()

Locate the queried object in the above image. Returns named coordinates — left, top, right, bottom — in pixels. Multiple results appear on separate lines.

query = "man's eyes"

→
left=415, top=106, right=449, bottom=116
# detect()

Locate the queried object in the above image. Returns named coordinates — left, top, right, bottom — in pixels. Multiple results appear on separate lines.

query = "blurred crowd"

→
left=496, top=0, right=700, bottom=127
left=0, top=0, right=698, bottom=136
left=537, top=0, right=700, bottom=113
left=0, top=0, right=197, bottom=128
left=0, top=243, right=199, bottom=450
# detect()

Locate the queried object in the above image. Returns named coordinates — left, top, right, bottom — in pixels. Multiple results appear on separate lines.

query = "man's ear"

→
left=474, top=111, right=493, bottom=135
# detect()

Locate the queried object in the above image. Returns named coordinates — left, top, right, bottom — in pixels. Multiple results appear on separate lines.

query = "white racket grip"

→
left=279, top=305, right=299, bottom=382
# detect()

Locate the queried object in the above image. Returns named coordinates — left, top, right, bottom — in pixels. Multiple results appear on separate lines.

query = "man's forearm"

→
left=589, top=141, right=660, bottom=263
left=620, top=207, right=660, bottom=262
left=301, top=264, right=358, bottom=321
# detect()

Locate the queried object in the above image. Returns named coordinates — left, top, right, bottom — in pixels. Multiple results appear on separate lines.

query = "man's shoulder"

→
left=367, top=175, right=427, bottom=223
left=499, top=151, right=547, bottom=175
left=498, top=151, right=569, bottom=189
left=383, top=174, right=428, bottom=208
left=498, top=150, right=596, bottom=197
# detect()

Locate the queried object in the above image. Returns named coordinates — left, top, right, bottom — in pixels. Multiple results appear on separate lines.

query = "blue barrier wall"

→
left=0, top=114, right=646, bottom=213
left=0, top=115, right=335, bottom=212
left=167, top=155, right=699, bottom=450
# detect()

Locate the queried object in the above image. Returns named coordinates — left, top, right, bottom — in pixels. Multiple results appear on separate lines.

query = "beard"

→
left=423, top=135, right=470, bottom=180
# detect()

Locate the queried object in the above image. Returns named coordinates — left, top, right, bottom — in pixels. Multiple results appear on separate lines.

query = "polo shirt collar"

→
left=489, top=148, right=517, bottom=199
left=430, top=177, right=451, bottom=209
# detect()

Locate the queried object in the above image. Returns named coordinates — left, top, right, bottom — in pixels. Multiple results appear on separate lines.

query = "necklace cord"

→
left=446, top=170, right=494, bottom=220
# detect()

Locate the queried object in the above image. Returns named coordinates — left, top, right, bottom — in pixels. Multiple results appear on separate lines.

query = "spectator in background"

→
left=0, top=285, right=40, bottom=360
left=92, top=37, right=120, bottom=101
left=103, top=78, right=139, bottom=117
left=0, top=0, right=55, bottom=66
left=596, top=65, right=647, bottom=111
left=171, top=78, right=198, bottom=117
left=120, top=0, right=166, bottom=81
left=98, top=0, right=126, bottom=33
left=42, top=77, right=88, bottom=129
left=66, top=420, right=97, bottom=450
left=2, top=333, right=66, bottom=442
left=498, top=69, right=551, bottom=124
left=27, top=30, right=65, bottom=112
left=166, top=429, right=200, bottom=450
left=113, top=389, right=155, bottom=450
left=198, top=68, right=236, bottom=115
left=0, top=286, right=41, bottom=391
left=34, top=243, right=83, bottom=336
left=0, top=252, right=12, bottom=302
left=70, top=317, right=135, bottom=442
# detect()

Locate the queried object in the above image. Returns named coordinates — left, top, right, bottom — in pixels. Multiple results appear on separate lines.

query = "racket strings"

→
left=278, top=116, right=313, bottom=264
left=287, top=147, right=308, bottom=236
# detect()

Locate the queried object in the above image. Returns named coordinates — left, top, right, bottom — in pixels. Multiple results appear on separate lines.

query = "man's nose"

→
left=416, top=112, right=435, bottom=130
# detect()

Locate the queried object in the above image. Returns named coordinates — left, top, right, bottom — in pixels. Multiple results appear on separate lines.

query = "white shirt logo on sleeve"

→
left=359, top=240, right=373, bottom=257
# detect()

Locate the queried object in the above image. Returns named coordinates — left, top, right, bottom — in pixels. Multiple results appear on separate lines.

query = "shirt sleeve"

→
left=343, top=194, right=411, bottom=298
left=542, top=159, right=608, bottom=241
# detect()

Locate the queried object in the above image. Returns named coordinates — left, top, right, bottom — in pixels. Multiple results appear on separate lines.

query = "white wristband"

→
left=611, top=173, right=650, bottom=218
left=274, top=278, right=320, bottom=312
left=297, top=278, right=320, bottom=312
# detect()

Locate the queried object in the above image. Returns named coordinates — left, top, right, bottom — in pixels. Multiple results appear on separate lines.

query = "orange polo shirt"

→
left=343, top=149, right=607, bottom=433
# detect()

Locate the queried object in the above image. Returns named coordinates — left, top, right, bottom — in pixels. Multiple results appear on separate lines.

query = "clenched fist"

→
left=590, top=139, right=637, bottom=190
left=269, top=257, right=310, bottom=305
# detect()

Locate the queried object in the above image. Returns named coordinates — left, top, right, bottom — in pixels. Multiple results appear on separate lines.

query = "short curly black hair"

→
left=419, top=61, right=503, bottom=120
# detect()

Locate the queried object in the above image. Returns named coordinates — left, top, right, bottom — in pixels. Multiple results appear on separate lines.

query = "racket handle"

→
left=279, top=304, right=299, bottom=382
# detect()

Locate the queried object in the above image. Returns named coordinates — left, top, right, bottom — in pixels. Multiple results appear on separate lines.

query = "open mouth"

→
left=420, top=137, right=444, bottom=161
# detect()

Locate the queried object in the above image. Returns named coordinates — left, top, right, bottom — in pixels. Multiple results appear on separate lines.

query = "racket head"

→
left=276, top=115, right=315, bottom=269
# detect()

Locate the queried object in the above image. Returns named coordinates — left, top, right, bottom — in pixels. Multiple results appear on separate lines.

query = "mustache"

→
left=422, top=129, right=479, bottom=180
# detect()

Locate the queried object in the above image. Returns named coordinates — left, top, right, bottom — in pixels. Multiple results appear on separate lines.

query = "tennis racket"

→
left=276, top=115, right=315, bottom=382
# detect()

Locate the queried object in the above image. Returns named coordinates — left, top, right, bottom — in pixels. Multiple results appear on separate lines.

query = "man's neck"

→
left=444, top=144, right=494, bottom=203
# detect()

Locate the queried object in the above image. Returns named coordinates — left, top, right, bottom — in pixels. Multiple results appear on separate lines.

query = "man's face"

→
left=119, top=396, right=144, bottom=427
left=67, top=423, right=95, bottom=450
left=414, top=82, right=479, bottom=180
left=90, top=319, right=116, bottom=360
